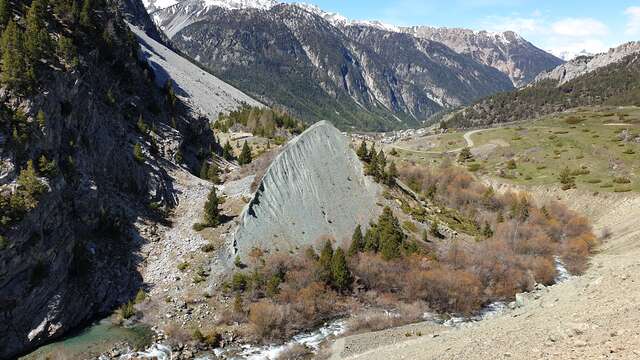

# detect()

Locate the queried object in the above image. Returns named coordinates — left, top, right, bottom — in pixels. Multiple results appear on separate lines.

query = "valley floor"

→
left=328, top=187, right=640, bottom=359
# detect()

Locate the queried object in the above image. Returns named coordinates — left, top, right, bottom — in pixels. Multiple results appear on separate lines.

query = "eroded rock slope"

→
left=232, top=121, right=380, bottom=258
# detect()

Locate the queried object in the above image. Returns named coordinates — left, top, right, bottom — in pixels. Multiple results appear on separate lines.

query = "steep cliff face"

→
left=149, top=0, right=515, bottom=130
left=402, top=27, right=564, bottom=87
left=0, top=1, right=229, bottom=357
left=232, top=121, right=380, bottom=258
left=534, top=42, right=640, bottom=85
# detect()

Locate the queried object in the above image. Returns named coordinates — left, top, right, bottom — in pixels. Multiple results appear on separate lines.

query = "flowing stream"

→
left=25, top=258, right=576, bottom=359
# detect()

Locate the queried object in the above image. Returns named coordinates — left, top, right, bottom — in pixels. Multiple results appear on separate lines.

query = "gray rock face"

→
left=403, top=27, right=563, bottom=87
left=534, top=42, right=640, bottom=85
left=130, top=25, right=262, bottom=122
left=232, top=121, right=380, bottom=258
left=148, top=0, right=515, bottom=130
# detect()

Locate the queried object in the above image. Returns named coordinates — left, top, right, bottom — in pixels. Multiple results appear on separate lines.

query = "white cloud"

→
left=479, top=15, right=612, bottom=60
left=480, top=15, right=544, bottom=35
left=550, top=18, right=609, bottom=37
left=625, top=6, right=640, bottom=35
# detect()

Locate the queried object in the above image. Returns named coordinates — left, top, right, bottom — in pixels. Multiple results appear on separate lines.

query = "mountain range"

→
left=145, top=0, right=562, bottom=130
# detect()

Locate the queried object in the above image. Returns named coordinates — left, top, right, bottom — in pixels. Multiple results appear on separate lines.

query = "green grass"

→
left=396, top=106, right=640, bottom=192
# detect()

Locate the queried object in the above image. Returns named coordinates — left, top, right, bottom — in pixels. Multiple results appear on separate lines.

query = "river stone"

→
left=231, top=121, right=381, bottom=259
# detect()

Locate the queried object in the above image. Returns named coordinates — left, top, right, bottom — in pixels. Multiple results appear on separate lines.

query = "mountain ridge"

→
left=148, top=0, right=522, bottom=130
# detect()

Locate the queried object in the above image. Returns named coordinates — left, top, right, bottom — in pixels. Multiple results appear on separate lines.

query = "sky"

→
left=288, top=0, right=640, bottom=59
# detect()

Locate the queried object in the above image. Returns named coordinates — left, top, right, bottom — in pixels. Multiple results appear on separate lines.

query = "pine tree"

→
left=458, top=147, right=473, bottom=163
left=56, top=35, right=78, bottom=68
left=79, top=0, right=93, bottom=28
left=377, top=207, right=405, bottom=260
left=1, top=21, right=29, bottom=90
left=36, top=110, right=46, bottom=131
left=330, top=248, right=352, bottom=292
left=207, top=161, right=220, bottom=184
left=238, top=141, right=252, bottom=165
left=222, top=141, right=233, bottom=161
left=136, top=115, right=149, bottom=134
left=38, top=154, right=57, bottom=178
left=133, top=143, right=144, bottom=163
left=356, top=141, right=368, bottom=160
left=204, top=186, right=222, bottom=226
left=482, top=222, right=493, bottom=238
left=25, top=0, right=51, bottom=62
left=318, top=240, right=333, bottom=284
left=363, top=224, right=379, bottom=252
left=348, top=224, right=363, bottom=257
left=17, top=160, right=47, bottom=209
left=0, top=0, right=9, bottom=29
left=386, top=161, right=398, bottom=185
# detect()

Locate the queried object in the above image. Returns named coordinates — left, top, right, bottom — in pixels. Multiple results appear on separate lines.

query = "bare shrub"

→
left=248, top=300, right=290, bottom=342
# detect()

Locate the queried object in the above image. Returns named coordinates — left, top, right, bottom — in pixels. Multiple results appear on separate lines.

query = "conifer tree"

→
left=204, top=186, right=222, bottom=226
left=318, top=239, right=334, bottom=284
left=0, top=0, right=9, bottom=29
left=36, top=110, right=46, bottom=131
left=377, top=207, right=405, bottom=260
left=222, top=141, right=234, bottom=161
left=356, top=141, right=368, bottom=160
left=330, top=248, right=352, bottom=292
left=133, top=143, right=144, bottom=163
left=238, top=141, right=252, bottom=165
left=458, top=147, right=473, bottom=163
left=207, top=161, right=220, bottom=184
left=386, top=161, right=398, bottom=185
left=79, top=0, right=93, bottom=28
left=482, top=221, right=493, bottom=238
left=25, top=0, right=51, bottom=62
left=363, top=224, right=379, bottom=252
left=1, top=21, right=29, bottom=90
left=348, top=224, right=363, bottom=257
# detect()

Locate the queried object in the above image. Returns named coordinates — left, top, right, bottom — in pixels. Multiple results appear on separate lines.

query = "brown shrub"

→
left=421, top=268, right=483, bottom=314
left=248, top=300, right=290, bottom=342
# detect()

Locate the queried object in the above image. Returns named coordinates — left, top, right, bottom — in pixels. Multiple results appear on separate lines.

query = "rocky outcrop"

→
left=534, top=42, right=640, bottom=85
left=403, top=27, right=563, bottom=87
left=0, top=2, right=227, bottom=357
left=232, top=121, right=380, bottom=258
left=148, top=0, right=515, bottom=130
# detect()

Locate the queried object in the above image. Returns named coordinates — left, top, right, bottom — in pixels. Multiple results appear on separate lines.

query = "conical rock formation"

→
left=232, top=121, right=380, bottom=258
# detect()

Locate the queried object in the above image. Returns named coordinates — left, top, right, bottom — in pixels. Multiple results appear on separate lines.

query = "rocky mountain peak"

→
left=534, top=41, right=640, bottom=85
left=403, top=26, right=563, bottom=87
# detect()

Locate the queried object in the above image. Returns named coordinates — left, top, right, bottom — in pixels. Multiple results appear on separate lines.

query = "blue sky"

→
left=289, top=0, right=640, bottom=59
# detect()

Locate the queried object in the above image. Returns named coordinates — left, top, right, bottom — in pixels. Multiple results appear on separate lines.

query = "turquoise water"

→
left=20, top=318, right=153, bottom=360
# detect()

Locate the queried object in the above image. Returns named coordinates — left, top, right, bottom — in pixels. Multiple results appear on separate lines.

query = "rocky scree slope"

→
left=231, top=121, right=381, bottom=259
left=534, top=41, right=640, bottom=85
left=148, top=0, right=515, bottom=131
left=130, top=24, right=262, bottom=122
left=0, top=1, right=216, bottom=358
left=402, top=27, right=563, bottom=87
